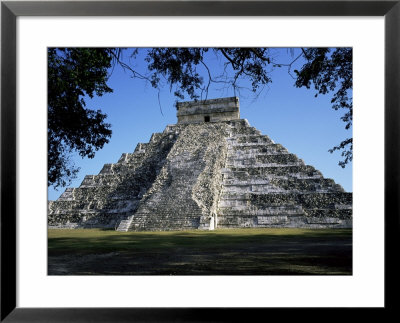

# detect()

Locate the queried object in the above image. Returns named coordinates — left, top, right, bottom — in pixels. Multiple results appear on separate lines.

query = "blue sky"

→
left=48, top=48, right=352, bottom=200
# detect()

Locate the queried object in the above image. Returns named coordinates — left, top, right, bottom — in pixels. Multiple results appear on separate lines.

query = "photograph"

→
left=2, top=0, right=397, bottom=319
left=47, top=47, right=353, bottom=275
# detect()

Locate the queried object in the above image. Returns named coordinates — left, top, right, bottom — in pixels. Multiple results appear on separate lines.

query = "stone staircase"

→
left=126, top=122, right=229, bottom=231
left=116, top=215, right=135, bottom=231
left=216, top=120, right=352, bottom=228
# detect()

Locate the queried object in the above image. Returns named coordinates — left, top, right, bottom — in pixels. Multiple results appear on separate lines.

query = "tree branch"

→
left=219, top=49, right=237, bottom=69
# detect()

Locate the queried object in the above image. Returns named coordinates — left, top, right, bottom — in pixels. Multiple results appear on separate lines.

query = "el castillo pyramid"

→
left=48, top=97, right=352, bottom=231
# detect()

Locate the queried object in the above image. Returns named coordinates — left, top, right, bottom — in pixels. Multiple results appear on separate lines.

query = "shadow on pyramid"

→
left=48, top=97, right=352, bottom=231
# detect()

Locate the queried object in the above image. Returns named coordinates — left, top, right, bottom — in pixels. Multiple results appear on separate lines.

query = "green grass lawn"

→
left=48, top=228, right=352, bottom=275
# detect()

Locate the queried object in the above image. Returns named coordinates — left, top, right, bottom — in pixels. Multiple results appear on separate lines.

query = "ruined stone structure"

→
left=48, top=97, right=352, bottom=231
left=176, top=96, right=240, bottom=124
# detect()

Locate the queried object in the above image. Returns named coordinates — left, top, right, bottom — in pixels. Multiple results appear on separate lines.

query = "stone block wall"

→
left=176, top=97, right=240, bottom=124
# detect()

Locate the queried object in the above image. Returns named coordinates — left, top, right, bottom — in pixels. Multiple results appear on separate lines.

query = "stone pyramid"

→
left=48, top=97, right=352, bottom=231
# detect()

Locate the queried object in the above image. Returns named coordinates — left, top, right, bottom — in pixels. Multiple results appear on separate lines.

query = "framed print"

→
left=1, top=0, right=399, bottom=321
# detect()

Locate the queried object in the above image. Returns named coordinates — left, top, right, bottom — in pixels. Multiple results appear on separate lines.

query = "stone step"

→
left=227, top=136, right=273, bottom=145
left=223, top=174, right=323, bottom=182
left=218, top=197, right=296, bottom=207
left=222, top=177, right=342, bottom=192
left=131, top=212, right=202, bottom=218
left=218, top=205, right=351, bottom=217
left=228, top=150, right=289, bottom=157
left=223, top=179, right=274, bottom=185
left=134, top=142, right=148, bottom=153
left=117, top=220, right=131, bottom=231
left=223, top=165, right=321, bottom=176
left=226, top=160, right=305, bottom=167
left=229, top=128, right=261, bottom=136
left=222, top=176, right=331, bottom=184
left=116, top=218, right=133, bottom=231
left=221, top=185, right=285, bottom=194
left=227, top=154, right=293, bottom=164
left=218, top=207, right=304, bottom=216
left=217, top=214, right=352, bottom=228
left=247, top=192, right=352, bottom=208
left=219, top=192, right=352, bottom=207
left=304, top=209, right=352, bottom=218
left=128, top=213, right=202, bottom=231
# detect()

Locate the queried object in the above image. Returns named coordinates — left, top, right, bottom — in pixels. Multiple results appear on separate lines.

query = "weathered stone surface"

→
left=48, top=97, right=352, bottom=230
left=123, top=122, right=229, bottom=231
left=176, top=96, right=240, bottom=124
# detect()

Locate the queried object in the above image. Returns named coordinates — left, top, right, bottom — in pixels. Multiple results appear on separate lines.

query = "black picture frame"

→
left=1, top=1, right=399, bottom=321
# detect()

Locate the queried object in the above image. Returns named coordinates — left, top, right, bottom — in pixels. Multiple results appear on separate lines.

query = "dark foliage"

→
left=146, top=48, right=206, bottom=100
left=294, top=48, right=353, bottom=167
left=145, top=48, right=272, bottom=100
left=48, top=48, right=113, bottom=188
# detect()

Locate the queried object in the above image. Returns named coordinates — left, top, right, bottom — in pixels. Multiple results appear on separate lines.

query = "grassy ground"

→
left=48, top=228, right=352, bottom=275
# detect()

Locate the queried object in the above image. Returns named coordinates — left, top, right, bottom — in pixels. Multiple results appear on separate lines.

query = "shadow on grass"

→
left=48, top=228, right=352, bottom=275
left=49, top=228, right=351, bottom=251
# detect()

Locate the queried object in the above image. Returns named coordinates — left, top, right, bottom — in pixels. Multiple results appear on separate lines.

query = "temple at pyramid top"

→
left=176, top=96, right=240, bottom=124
